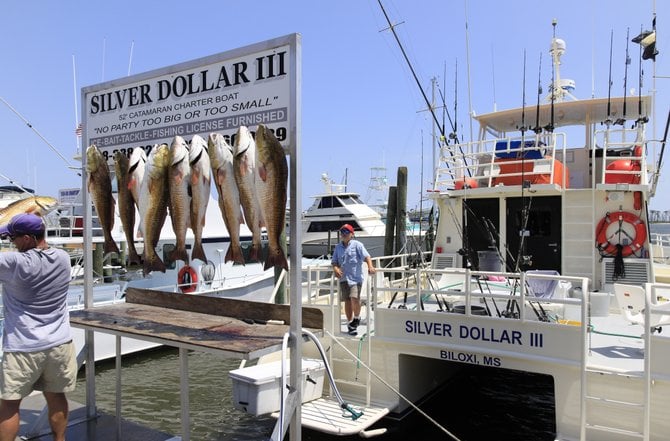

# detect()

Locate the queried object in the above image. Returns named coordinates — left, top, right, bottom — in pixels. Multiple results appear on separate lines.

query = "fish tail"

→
left=143, top=255, right=167, bottom=275
left=171, top=247, right=190, bottom=264
left=248, top=243, right=262, bottom=263
left=264, top=248, right=289, bottom=271
left=104, top=239, right=120, bottom=256
left=225, top=245, right=246, bottom=265
left=191, top=241, right=207, bottom=263
left=128, top=248, right=143, bottom=266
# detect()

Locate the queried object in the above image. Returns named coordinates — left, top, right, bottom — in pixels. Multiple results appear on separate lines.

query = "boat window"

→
left=317, top=196, right=342, bottom=209
left=339, top=195, right=363, bottom=205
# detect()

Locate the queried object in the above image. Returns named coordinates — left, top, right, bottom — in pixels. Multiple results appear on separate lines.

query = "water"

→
left=651, top=222, right=670, bottom=235
left=71, top=348, right=556, bottom=441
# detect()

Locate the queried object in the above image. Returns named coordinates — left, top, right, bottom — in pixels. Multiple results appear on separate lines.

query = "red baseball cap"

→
left=340, top=224, right=354, bottom=234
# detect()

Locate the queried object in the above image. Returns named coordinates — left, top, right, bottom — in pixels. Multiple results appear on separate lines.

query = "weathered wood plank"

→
left=70, top=303, right=293, bottom=358
left=125, top=288, right=323, bottom=328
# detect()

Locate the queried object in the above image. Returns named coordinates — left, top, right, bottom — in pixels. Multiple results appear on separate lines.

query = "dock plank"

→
left=126, top=287, right=323, bottom=328
left=70, top=289, right=323, bottom=359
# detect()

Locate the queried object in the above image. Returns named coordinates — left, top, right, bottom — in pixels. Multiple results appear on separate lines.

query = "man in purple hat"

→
left=331, top=223, right=376, bottom=336
left=0, top=213, right=76, bottom=441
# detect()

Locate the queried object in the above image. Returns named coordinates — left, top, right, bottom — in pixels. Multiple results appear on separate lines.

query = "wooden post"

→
left=384, top=186, right=397, bottom=265
left=93, top=242, right=103, bottom=280
left=395, top=167, right=408, bottom=257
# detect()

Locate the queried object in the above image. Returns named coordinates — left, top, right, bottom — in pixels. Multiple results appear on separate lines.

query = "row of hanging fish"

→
left=85, top=124, right=288, bottom=276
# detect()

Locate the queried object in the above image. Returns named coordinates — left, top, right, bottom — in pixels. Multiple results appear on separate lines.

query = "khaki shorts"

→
left=340, top=283, right=361, bottom=301
left=1, top=341, right=77, bottom=400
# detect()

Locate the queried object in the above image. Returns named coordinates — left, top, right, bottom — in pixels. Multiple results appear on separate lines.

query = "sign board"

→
left=81, top=34, right=299, bottom=162
left=59, top=188, right=80, bottom=204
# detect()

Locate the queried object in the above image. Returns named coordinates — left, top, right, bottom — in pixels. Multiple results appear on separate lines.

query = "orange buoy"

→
left=177, top=265, right=198, bottom=293
left=595, top=211, right=647, bottom=257
left=454, top=178, right=479, bottom=190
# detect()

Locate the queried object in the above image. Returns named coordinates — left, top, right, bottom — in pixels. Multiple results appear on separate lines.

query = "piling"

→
left=395, top=167, right=408, bottom=256
left=93, top=243, right=103, bottom=280
left=384, top=186, right=397, bottom=266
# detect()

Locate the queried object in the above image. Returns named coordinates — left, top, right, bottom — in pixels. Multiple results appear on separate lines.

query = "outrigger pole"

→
left=0, top=96, right=78, bottom=173
left=376, top=0, right=470, bottom=177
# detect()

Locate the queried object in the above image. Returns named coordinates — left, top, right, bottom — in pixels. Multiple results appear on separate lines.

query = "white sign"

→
left=81, top=34, right=299, bottom=162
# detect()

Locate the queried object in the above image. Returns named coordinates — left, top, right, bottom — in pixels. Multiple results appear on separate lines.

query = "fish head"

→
left=86, top=145, right=103, bottom=173
left=129, top=147, right=147, bottom=168
left=113, top=151, right=130, bottom=177
left=234, top=125, right=254, bottom=157
left=207, top=133, right=233, bottom=168
left=169, top=136, right=189, bottom=166
left=189, top=135, right=208, bottom=162
left=255, top=124, right=285, bottom=163
left=147, top=144, right=170, bottom=177
left=34, top=196, right=59, bottom=214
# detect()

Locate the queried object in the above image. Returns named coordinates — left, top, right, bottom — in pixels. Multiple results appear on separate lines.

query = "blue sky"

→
left=2, top=1, right=668, bottom=212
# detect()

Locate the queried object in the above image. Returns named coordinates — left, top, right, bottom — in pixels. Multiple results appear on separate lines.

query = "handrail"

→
left=433, top=132, right=567, bottom=192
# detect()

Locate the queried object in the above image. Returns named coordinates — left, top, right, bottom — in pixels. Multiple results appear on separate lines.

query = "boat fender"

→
left=177, top=265, right=198, bottom=293
left=359, top=428, right=388, bottom=438
left=595, top=211, right=647, bottom=257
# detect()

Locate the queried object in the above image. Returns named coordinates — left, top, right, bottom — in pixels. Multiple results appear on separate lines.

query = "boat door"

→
left=505, top=196, right=561, bottom=272
left=463, top=198, right=501, bottom=269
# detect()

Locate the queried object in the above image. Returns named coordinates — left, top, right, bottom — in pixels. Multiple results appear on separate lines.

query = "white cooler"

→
left=229, top=358, right=325, bottom=416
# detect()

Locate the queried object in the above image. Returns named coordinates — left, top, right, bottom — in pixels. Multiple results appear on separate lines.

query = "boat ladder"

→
left=582, top=364, right=650, bottom=440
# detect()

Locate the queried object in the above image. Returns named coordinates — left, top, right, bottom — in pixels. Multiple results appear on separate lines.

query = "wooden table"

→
left=70, top=288, right=323, bottom=440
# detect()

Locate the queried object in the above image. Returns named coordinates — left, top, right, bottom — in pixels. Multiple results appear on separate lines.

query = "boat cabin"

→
left=430, top=95, right=656, bottom=293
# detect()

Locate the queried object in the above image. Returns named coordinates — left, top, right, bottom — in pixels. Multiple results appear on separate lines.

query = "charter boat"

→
left=230, top=29, right=670, bottom=441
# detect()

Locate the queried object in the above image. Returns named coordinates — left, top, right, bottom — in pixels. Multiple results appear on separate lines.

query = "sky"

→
left=1, top=0, right=669, bottom=213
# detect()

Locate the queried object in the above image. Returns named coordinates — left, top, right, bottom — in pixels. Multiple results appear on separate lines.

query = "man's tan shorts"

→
left=1, top=341, right=77, bottom=400
left=340, top=282, right=361, bottom=301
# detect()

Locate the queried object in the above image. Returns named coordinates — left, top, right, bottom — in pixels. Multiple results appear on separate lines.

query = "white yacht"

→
left=301, top=174, right=387, bottom=258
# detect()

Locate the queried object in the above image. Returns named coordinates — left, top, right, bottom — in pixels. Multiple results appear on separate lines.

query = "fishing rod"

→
left=0, top=96, right=79, bottom=174
left=533, top=53, right=543, bottom=134
left=514, top=50, right=532, bottom=272
left=605, top=30, right=614, bottom=127
left=453, top=58, right=458, bottom=142
left=0, top=173, right=34, bottom=197
left=615, top=28, right=631, bottom=126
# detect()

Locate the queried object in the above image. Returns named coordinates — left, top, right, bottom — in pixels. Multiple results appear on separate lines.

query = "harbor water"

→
left=71, top=347, right=555, bottom=441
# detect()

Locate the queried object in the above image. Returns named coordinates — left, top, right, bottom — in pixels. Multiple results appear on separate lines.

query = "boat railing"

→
left=432, top=132, right=567, bottom=192
left=370, top=266, right=588, bottom=322
left=651, top=232, right=670, bottom=263
left=593, top=126, right=651, bottom=188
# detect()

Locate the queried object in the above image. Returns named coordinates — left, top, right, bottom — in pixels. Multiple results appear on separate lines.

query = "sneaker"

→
left=347, top=322, right=356, bottom=333
left=350, top=318, right=360, bottom=329
left=347, top=328, right=358, bottom=336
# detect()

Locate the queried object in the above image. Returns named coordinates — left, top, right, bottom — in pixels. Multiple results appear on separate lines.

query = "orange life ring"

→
left=595, top=211, right=647, bottom=257
left=177, top=265, right=198, bottom=293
